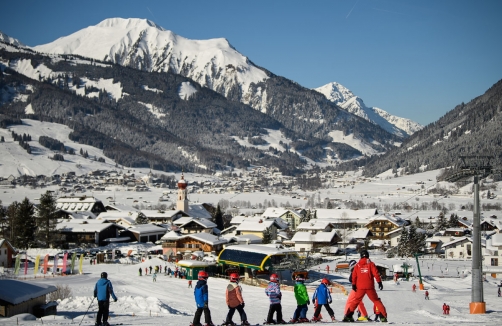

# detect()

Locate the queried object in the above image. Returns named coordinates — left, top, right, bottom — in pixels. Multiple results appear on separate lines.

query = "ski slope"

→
left=3, top=249, right=501, bottom=326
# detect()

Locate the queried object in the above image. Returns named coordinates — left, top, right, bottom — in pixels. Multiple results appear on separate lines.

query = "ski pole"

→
left=79, top=297, right=95, bottom=326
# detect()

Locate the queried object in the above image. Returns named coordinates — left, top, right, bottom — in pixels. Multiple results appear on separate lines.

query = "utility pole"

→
left=440, top=156, right=497, bottom=314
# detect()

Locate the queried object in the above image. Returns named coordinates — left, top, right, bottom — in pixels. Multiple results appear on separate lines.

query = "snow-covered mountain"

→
left=33, top=18, right=268, bottom=106
left=0, top=30, right=24, bottom=47
left=315, top=82, right=423, bottom=137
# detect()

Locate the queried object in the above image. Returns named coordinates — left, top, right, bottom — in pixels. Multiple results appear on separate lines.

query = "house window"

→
left=461, top=243, right=464, bottom=247
left=491, top=258, right=498, bottom=266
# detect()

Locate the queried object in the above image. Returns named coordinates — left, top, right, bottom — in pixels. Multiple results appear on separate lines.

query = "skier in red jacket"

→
left=342, top=250, right=388, bottom=323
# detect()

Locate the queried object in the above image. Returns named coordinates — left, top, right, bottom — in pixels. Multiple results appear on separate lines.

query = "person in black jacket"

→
left=94, top=272, right=117, bottom=326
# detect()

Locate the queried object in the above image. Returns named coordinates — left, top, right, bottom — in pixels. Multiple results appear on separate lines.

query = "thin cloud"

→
left=147, top=7, right=156, bottom=21
left=346, top=0, right=359, bottom=19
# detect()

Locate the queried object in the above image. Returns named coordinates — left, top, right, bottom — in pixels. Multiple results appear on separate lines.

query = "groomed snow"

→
left=3, top=249, right=502, bottom=326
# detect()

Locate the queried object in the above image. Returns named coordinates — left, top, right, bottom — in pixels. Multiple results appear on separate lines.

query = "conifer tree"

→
left=36, top=190, right=58, bottom=248
left=213, top=204, right=224, bottom=231
left=12, top=198, right=36, bottom=249
left=135, top=212, right=149, bottom=224
left=448, top=213, right=459, bottom=228
left=397, top=227, right=409, bottom=257
left=262, top=227, right=272, bottom=244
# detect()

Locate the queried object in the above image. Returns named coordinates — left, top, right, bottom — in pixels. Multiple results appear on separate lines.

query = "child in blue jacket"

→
left=311, top=278, right=335, bottom=322
left=192, top=271, right=214, bottom=326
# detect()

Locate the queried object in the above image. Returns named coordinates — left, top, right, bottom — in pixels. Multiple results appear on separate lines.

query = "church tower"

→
left=176, top=172, right=189, bottom=212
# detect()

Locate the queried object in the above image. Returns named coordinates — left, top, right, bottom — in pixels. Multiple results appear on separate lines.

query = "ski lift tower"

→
left=440, top=156, right=496, bottom=314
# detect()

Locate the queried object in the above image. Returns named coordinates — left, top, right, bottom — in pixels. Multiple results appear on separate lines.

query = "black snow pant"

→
left=226, top=304, right=247, bottom=323
left=314, top=303, right=334, bottom=318
left=266, top=303, right=282, bottom=323
left=96, top=300, right=110, bottom=324
left=193, top=306, right=212, bottom=326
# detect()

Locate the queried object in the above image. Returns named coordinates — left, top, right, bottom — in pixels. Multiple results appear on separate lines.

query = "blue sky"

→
left=1, top=0, right=501, bottom=126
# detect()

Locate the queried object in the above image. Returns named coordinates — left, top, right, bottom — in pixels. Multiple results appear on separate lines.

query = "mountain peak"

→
left=95, top=17, right=166, bottom=31
left=0, top=30, right=25, bottom=47
left=315, top=81, right=423, bottom=137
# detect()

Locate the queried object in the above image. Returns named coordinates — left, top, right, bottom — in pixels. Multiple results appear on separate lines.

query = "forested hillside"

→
left=362, top=79, right=502, bottom=176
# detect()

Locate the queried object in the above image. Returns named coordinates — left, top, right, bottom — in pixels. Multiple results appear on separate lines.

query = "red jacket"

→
left=351, top=258, right=381, bottom=290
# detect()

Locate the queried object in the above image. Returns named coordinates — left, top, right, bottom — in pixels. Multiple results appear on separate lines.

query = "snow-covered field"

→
left=3, top=250, right=502, bottom=325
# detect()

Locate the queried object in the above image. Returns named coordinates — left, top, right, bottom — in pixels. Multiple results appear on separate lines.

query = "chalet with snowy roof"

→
left=442, top=236, right=486, bottom=260
left=296, top=220, right=336, bottom=233
left=235, top=218, right=284, bottom=240
left=97, top=210, right=139, bottom=223
left=57, top=219, right=124, bottom=246
left=365, top=214, right=407, bottom=240
left=0, top=239, right=15, bottom=268
left=55, top=195, right=106, bottom=218
left=161, top=232, right=228, bottom=259
left=120, top=224, right=167, bottom=243
left=316, top=208, right=379, bottom=228
left=176, top=217, right=218, bottom=235
left=289, top=230, right=340, bottom=253
left=0, top=280, right=57, bottom=317
left=444, top=228, right=469, bottom=237
left=480, top=219, right=500, bottom=232
left=141, top=209, right=187, bottom=224
left=262, top=207, right=303, bottom=230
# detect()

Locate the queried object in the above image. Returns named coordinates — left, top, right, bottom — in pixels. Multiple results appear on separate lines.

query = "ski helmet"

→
left=198, top=270, right=209, bottom=280
left=270, top=273, right=279, bottom=283
left=321, top=278, right=330, bottom=285
left=230, top=273, right=240, bottom=282
left=360, top=249, right=370, bottom=258
left=349, top=260, right=357, bottom=271
left=101, top=272, right=108, bottom=279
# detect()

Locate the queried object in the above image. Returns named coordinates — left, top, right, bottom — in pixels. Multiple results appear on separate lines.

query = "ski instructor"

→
left=94, top=272, right=118, bottom=326
left=342, top=250, right=388, bottom=323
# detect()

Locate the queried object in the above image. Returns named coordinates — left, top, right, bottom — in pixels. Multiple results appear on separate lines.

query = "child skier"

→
left=442, top=303, right=447, bottom=314
left=344, top=260, right=370, bottom=321
left=152, top=272, right=157, bottom=282
left=265, top=273, right=286, bottom=324
left=138, top=267, right=142, bottom=276
left=412, top=284, right=417, bottom=292
left=311, top=278, right=336, bottom=322
left=224, top=273, right=250, bottom=326
left=425, top=290, right=429, bottom=300
left=191, top=271, right=214, bottom=326
left=291, top=275, right=310, bottom=323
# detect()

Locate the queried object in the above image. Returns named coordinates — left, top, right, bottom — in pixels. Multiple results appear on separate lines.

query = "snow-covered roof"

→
left=160, top=230, right=183, bottom=240
left=98, top=210, right=138, bottom=220
left=348, top=228, right=371, bottom=239
left=176, top=260, right=216, bottom=268
left=235, top=219, right=278, bottom=232
left=128, top=224, right=167, bottom=234
left=291, top=230, right=337, bottom=243
left=316, top=208, right=378, bottom=220
left=297, top=220, right=333, bottom=230
left=0, top=280, right=57, bottom=305
left=142, top=209, right=181, bottom=218
left=179, top=217, right=217, bottom=229
left=181, top=232, right=227, bottom=245
left=57, top=220, right=117, bottom=233
left=187, top=204, right=212, bottom=219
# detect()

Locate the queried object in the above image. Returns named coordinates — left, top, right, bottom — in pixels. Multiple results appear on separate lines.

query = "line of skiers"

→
left=190, top=249, right=388, bottom=326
